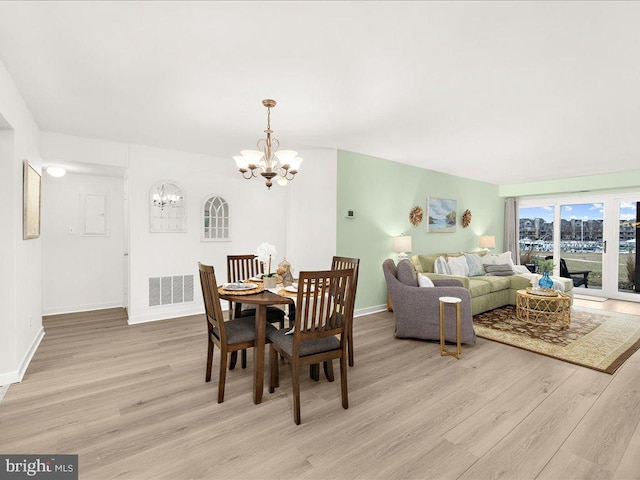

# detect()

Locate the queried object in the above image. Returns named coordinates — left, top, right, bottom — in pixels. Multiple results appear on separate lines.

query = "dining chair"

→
left=331, top=256, right=360, bottom=367
left=267, top=268, right=356, bottom=424
left=310, top=256, right=361, bottom=382
left=227, top=254, right=287, bottom=369
left=198, top=262, right=277, bottom=403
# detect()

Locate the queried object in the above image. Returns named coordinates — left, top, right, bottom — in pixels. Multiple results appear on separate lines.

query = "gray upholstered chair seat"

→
left=267, top=328, right=341, bottom=357
left=214, top=317, right=278, bottom=345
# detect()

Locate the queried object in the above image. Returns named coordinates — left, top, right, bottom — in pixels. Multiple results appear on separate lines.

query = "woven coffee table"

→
left=515, top=288, right=571, bottom=328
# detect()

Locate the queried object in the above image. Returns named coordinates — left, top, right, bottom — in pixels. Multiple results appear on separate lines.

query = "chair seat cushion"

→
left=267, top=328, right=341, bottom=357
left=240, top=306, right=285, bottom=322
left=214, top=317, right=277, bottom=345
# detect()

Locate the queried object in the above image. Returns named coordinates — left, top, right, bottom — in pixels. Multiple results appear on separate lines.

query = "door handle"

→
left=603, top=240, right=607, bottom=254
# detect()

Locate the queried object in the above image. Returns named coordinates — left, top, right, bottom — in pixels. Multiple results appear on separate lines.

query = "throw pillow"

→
left=434, top=256, right=451, bottom=275
left=447, top=255, right=469, bottom=277
left=482, top=251, right=516, bottom=269
left=418, top=274, right=435, bottom=288
left=397, top=259, right=419, bottom=287
left=484, top=263, right=515, bottom=276
left=464, top=253, right=485, bottom=277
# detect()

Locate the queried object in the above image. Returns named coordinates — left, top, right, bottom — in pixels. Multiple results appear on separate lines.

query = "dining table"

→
left=218, top=287, right=295, bottom=404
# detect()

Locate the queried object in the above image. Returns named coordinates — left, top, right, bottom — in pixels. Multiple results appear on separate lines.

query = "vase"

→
left=263, top=276, right=277, bottom=289
left=539, top=271, right=553, bottom=289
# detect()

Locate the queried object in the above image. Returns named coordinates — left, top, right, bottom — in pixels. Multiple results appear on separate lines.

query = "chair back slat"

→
left=198, top=263, right=227, bottom=343
left=227, top=254, right=262, bottom=283
left=293, top=269, right=354, bottom=354
left=331, top=256, right=360, bottom=320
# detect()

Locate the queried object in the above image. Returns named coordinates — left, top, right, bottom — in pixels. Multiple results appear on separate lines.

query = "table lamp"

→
left=479, top=235, right=496, bottom=252
left=393, top=235, right=412, bottom=260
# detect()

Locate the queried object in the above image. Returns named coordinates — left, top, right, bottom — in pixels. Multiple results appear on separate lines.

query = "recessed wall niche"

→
left=149, top=180, right=186, bottom=232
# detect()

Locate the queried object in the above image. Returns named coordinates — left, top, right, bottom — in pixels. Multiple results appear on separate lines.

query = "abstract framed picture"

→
left=23, top=160, right=41, bottom=239
left=426, top=197, right=457, bottom=233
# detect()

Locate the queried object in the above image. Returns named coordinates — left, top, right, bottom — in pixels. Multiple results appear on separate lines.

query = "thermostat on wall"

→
left=345, top=209, right=356, bottom=219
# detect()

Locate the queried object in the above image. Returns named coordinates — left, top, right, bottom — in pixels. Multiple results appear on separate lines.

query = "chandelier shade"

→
left=233, top=99, right=302, bottom=189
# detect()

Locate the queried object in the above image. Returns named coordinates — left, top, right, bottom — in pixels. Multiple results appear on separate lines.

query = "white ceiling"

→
left=0, top=1, right=639, bottom=185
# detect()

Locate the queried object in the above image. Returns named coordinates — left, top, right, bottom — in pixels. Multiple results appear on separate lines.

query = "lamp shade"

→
left=392, top=235, right=412, bottom=254
left=479, top=235, right=496, bottom=249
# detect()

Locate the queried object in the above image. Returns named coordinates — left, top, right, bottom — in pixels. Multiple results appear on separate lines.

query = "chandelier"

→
left=233, top=99, right=303, bottom=189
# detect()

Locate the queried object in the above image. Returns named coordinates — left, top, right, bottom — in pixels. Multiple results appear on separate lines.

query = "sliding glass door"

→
left=618, top=200, right=639, bottom=296
left=520, top=194, right=640, bottom=302
left=559, top=202, right=603, bottom=291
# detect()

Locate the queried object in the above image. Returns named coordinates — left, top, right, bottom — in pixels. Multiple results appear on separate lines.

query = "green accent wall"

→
left=337, top=150, right=504, bottom=311
left=499, top=170, right=640, bottom=198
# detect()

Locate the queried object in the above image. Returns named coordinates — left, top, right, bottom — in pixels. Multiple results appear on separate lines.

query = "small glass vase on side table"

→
left=539, top=271, right=553, bottom=289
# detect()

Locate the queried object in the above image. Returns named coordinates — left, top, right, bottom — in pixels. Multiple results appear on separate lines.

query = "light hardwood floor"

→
left=1, top=298, right=639, bottom=480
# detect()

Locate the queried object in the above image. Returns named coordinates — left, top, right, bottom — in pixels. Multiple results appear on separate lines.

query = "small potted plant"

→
left=537, top=257, right=555, bottom=289
left=256, top=242, right=278, bottom=288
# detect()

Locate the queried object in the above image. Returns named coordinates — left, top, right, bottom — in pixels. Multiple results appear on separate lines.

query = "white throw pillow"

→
left=434, top=256, right=450, bottom=275
left=418, top=274, right=435, bottom=288
left=482, top=251, right=516, bottom=270
left=447, top=255, right=469, bottom=277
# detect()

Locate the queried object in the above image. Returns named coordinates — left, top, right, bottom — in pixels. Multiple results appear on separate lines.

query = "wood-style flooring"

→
left=1, top=298, right=639, bottom=480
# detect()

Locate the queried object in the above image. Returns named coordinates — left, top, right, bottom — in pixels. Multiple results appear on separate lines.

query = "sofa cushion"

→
left=397, top=259, right=418, bottom=286
left=509, top=274, right=535, bottom=291
left=468, top=278, right=491, bottom=297
left=476, top=275, right=511, bottom=292
left=416, top=254, right=440, bottom=273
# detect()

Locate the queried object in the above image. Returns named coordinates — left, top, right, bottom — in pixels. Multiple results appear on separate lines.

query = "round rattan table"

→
left=515, top=288, right=572, bottom=329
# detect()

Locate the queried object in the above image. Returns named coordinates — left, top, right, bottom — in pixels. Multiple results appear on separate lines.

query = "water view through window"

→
left=519, top=201, right=639, bottom=294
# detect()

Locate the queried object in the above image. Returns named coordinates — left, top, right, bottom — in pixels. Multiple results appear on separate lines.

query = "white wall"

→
left=0, top=60, right=43, bottom=385
left=42, top=173, right=125, bottom=314
left=286, top=148, right=338, bottom=271
left=127, top=144, right=288, bottom=323
left=42, top=133, right=339, bottom=326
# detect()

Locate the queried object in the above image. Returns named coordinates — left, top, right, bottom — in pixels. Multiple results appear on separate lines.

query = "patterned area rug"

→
left=473, top=305, right=640, bottom=374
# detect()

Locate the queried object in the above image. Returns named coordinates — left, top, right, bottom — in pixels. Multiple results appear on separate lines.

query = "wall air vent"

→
left=149, top=275, right=194, bottom=307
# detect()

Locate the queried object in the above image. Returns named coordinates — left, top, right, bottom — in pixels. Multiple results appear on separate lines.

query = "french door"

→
left=519, top=193, right=639, bottom=302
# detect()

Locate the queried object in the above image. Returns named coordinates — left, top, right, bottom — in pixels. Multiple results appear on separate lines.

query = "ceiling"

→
left=0, top=1, right=639, bottom=185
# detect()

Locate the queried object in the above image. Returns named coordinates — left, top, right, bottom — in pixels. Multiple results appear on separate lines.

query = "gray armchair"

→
left=383, top=259, right=476, bottom=344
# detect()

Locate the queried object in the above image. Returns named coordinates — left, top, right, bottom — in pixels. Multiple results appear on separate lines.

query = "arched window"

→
left=203, top=195, right=229, bottom=241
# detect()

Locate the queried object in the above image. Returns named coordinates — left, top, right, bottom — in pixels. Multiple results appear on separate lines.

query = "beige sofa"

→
left=411, top=253, right=574, bottom=316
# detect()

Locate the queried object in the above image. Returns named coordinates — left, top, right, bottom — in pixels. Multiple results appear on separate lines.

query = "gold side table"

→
left=439, top=296, right=462, bottom=359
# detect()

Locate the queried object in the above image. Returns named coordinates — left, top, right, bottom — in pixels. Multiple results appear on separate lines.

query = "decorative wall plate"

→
left=461, top=209, right=472, bottom=228
left=409, top=205, right=423, bottom=226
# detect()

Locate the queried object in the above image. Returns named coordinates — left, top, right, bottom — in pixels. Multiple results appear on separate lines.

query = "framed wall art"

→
left=426, top=197, right=457, bottom=233
left=23, top=160, right=41, bottom=240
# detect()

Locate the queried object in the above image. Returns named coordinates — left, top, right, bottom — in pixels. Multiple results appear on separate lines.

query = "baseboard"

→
left=0, top=327, right=45, bottom=385
left=128, top=305, right=205, bottom=325
left=573, top=293, right=608, bottom=302
left=354, top=304, right=387, bottom=317
left=43, top=301, right=123, bottom=316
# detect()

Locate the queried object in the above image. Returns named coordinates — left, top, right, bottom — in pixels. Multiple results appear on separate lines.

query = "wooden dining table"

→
left=218, top=289, right=294, bottom=404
